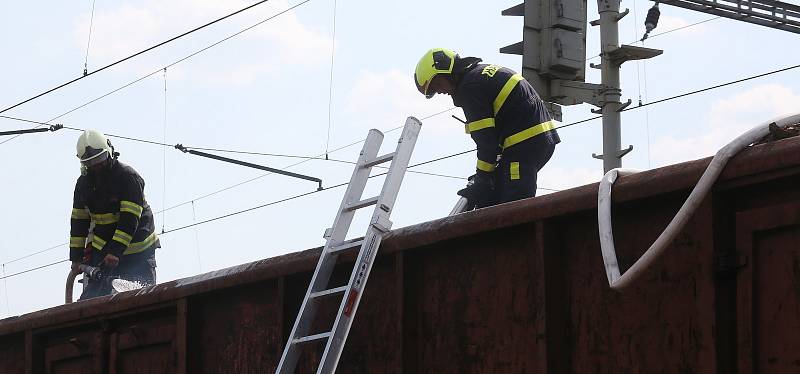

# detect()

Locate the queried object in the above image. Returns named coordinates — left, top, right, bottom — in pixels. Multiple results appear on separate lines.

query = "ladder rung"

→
left=363, top=152, right=395, bottom=168
left=293, top=331, right=331, bottom=345
left=343, top=196, right=378, bottom=212
left=328, top=239, right=364, bottom=254
left=310, top=286, right=348, bottom=299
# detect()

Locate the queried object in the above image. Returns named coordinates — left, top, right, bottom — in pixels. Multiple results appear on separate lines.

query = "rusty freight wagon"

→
left=1, top=135, right=799, bottom=373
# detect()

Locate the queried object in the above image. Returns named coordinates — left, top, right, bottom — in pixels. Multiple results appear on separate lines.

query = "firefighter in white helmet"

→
left=69, top=130, right=160, bottom=300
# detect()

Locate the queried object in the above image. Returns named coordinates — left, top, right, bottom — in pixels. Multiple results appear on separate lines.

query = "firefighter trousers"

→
left=494, top=139, right=556, bottom=205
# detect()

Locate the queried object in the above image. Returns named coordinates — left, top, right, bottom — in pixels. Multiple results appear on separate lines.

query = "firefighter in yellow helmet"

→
left=415, top=48, right=560, bottom=209
left=69, top=130, right=160, bottom=300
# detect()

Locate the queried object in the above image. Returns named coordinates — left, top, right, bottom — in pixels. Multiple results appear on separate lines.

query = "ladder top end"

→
left=406, top=116, right=423, bottom=126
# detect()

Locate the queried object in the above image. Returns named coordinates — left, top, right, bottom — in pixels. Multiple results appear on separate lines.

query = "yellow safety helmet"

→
left=414, top=48, right=458, bottom=99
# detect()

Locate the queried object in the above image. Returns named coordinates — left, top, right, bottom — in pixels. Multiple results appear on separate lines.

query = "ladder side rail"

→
left=372, top=117, right=423, bottom=218
left=322, top=129, right=387, bottom=251
left=276, top=130, right=384, bottom=374
left=317, top=227, right=386, bottom=374
left=316, top=117, right=422, bottom=374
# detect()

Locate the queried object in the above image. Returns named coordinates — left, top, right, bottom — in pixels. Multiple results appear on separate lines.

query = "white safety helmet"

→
left=76, top=129, right=113, bottom=167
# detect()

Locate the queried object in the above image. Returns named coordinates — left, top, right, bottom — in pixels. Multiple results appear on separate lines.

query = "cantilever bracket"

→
left=616, top=8, right=630, bottom=21
left=592, top=145, right=634, bottom=160
left=608, top=45, right=663, bottom=67
left=617, top=99, right=633, bottom=112
left=175, top=144, right=323, bottom=190
left=618, top=145, right=634, bottom=158
left=0, top=123, right=63, bottom=137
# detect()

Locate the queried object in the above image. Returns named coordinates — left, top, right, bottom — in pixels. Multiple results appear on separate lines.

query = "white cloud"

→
left=651, top=84, right=800, bottom=165
left=72, top=0, right=332, bottom=85
left=343, top=69, right=457, bottom=133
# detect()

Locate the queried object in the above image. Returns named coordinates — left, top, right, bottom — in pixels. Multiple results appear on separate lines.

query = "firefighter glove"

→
left=457, top=172, right=494, bottom=209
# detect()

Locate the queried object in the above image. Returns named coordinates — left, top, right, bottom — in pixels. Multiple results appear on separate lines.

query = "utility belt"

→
left=500, top=120, right=555, bottom=151
left=90, top=232, right=159, bottom=255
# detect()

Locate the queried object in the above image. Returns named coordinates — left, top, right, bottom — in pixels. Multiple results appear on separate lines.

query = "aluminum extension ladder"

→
left=276, top=117, right=422, bottom=374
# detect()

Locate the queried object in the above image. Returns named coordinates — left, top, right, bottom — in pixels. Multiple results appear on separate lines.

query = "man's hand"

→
left=457, top=172, right=495, bottom=209
left=102, top=254, right=120, bottom=268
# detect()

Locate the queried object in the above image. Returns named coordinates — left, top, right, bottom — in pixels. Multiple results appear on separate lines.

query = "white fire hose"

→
left=598, top=113, right=800, bottom=290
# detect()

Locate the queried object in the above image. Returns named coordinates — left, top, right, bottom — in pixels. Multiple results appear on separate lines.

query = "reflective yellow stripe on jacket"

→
left=502, top=120, right=556, bottom=149
left=493, top=74, right=523, bottom=115
left=476, top=159, right=496, bottom=172
left=120, top=200, right=144, bottom=218
left=90, top=212, right=119, bottom=225
left=112, top=230, right=133, bottom=247
left=464, top=118, right=495, bottom=134
left=71, top=208, right=90, bottom=220
left=92, top=232, right=158, bottom=255
left=122, top=232, right=159, bottom=255
left=70, top=236, right=87, bottom=248
left=91, top=235, right=107, bottom=251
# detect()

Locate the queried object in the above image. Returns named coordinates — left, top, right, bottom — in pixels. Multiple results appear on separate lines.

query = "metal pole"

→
left=598, top=0, right=623, bottom=172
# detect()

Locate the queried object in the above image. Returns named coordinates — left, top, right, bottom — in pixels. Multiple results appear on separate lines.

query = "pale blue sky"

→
left=0, top=0, right=798, bottom=316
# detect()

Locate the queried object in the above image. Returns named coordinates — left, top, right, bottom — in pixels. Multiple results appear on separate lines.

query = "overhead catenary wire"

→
left=633, top=0, right=653, bottom=167
left=191, top=201, right=203, bottom=273
left=0, top=4, right=736, bottom=280
left=0, top=0, right=278, bottom=115
left=0, top=0, right=314, bottom=147
left=160, top=149, right=482, bottom=234
left=4, top=55, right=798, bottom=166
left=586, top=16, right=723, bottom=61
left=0, top=147, right=473, bottom=279
left=5, top=54, right=798, bottom=207
left=624, top=63, right=800, bottom=110
left=0, top=170, right=465, bottom=270
left=0, top=260, right=69, bottom=281
left=154, top=106, right=459, bottom=213
left=4, top=140, right=561, bottom=278
left=83, top=0, right=97, bottom=76
left=2, top=265, right=10, bottom=313
left=641, top=33, right=653, bottom=168
left=0, top=108, right=459, bottom=267
left=155, top=147, right=563, bottom=233
left=325, top=0, right=339, bottom=158
left=6, top=60, right=798, bottom=273
left=636, top=16, right=721, bottom=44
left=67, top=123, right=328, bottom=187
left=162, top=68, right=168, bottom=233
left=2, top=243, right=65, bottom=266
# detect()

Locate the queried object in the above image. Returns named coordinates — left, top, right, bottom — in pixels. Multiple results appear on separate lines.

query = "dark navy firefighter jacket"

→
left=69, top=160, right=160, bottom=265
left=452, top=63, right=560, bottom=176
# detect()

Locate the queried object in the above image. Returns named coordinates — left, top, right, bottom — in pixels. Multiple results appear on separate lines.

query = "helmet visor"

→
left=79, top=147, right=109, bottom=168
